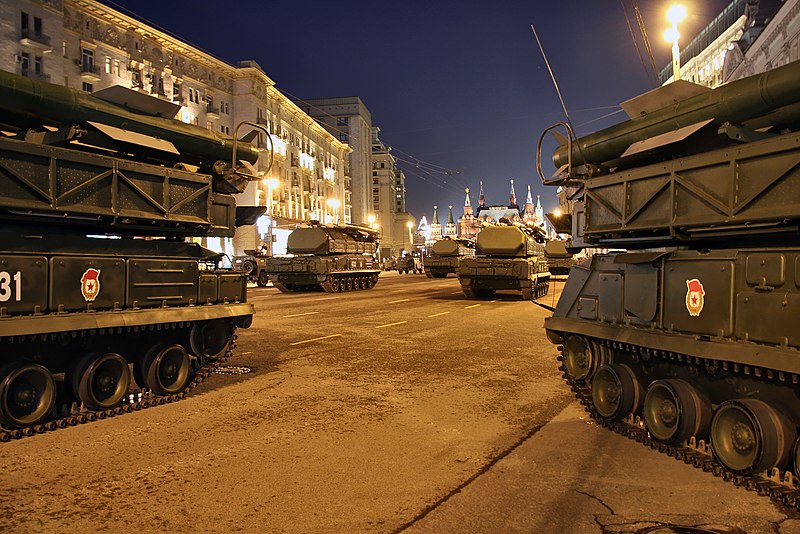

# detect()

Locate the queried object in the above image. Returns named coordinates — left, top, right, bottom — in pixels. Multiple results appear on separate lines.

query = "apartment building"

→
left=294, top=96, right=373, bottom=227
left=0, top=0, right=352, bottom=257
left=371, top=127, right=415, bottom=258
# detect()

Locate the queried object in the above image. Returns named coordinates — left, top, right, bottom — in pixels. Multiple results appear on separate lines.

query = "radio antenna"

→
left=530, top=24, right=578, bottom=136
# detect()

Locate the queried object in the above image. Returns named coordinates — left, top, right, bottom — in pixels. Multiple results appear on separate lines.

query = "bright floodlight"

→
left=367, top=214, right=376, bottom=224
left=664, top=27, right=680, bottom=44
left=667, top=4, right=686, bottom=24
left=263, top=178, right=280, bottom=189
left=406, top=221, right=413, bottom=229
left=553, top=208, right=562, bottom=217
left=326, top=198, right=341, bottom=208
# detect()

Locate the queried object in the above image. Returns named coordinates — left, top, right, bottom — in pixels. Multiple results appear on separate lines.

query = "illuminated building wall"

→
left=0, top=0, right=352, bottom=257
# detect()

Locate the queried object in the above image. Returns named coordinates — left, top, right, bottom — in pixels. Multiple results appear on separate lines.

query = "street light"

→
left=326, top=198, right=341, bottom=224
left=664, top=4, right=686, bottom=82
left=262, top=178, right=280, bottom=256
left=367, top=214, right=376, bottom=229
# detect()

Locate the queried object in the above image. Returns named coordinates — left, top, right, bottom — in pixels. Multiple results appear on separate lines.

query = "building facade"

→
left=0, top=0, right=352, bottom=258
left=295, top=96, right=373, bottom=227
left=371, top=127, right=415, bottom=258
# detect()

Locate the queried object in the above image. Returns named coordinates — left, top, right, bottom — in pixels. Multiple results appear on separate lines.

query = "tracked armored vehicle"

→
left=457, top=224, right=550, bottom=299
left=264, top=224, right=380, bottom=292
left=537, top=60, right=800, bottom=506
left=0, top=70, right=270, bottom=437
left=543, top=240, right=575, bottom=276
left=424, top=237, right=475, bottom=278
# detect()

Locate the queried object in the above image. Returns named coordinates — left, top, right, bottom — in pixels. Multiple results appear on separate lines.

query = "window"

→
left=336, top=117, right=349, bottom=126
left=20, top=53, right=29, bottom=72
left=372, top=171, right=377, bottom=177
left=105, top=57, right=111, bottom=74
left=62, top=41, right=67, bottom=58
left=131, top=70, right=141, bottom=87
left=34, top=56, right=41, bottom=74
left=338, top=132, right=349, bottom=142
left=21, top=12, right=28, bottom=31
left=82, top=82, right=93, bottom=93
left=81, top=48, right=94, bottom=69
left=173, top=83, right=181, bottom=100
left=33, top=17, right=41, bottom=35
left=114, top=59, right=120, bottom=76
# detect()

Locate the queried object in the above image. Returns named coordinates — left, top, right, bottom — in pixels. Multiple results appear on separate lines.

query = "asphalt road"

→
left=0, top=272, right=797, bottom=533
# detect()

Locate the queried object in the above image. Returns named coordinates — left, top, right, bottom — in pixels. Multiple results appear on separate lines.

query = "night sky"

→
left=106, top=0, right=732, bottom=219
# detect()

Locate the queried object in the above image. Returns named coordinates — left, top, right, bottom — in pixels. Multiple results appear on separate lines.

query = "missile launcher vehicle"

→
left=424, top=237, right=475, bottom=278
left=264, top=223, right=380, bottom=292
left=457, top=224, right=550, bottom=300
left=543, top=240, right=575, bottom=276
left=537, top=59, right=800, bottom=506
left=0, top=70, right=270, bottom=437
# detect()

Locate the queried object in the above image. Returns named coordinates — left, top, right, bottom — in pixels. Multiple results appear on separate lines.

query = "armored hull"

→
left=539, top=63, right=800, bottom=506
left=457, top=226, right=550, bottom=300
left=424, top=238, right=474, bottom=278
left=544, top=240, right=575, bottom=276
left=0, top=72, right=265, bottom=435
left=264, top=225, right=380, bottom=293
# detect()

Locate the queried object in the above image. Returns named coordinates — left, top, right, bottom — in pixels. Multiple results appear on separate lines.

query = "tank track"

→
left=557, top=339, right=800, bottom=510
left=0, top=326, right=238, bottom=443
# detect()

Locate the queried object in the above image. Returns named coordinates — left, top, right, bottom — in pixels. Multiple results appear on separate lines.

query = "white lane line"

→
left=283, top=311, right=320, bottom=318
left=427, top=311, right=451, bottom=318
left=388, top=298, right=410, bottom=304
left=289, top=334, right=342, bottom=346
left=464, top=304, right=481, bottom=309
left=375, top=321, right=408, bottom=329
left=310, top=296, right=339, bottom=301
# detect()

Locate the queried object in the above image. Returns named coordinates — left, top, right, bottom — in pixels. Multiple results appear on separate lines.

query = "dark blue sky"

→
left=107, top=0, right=731, bottom=219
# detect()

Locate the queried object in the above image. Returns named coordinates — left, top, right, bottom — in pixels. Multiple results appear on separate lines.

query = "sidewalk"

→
left=408, top=402, right=799, bottom=533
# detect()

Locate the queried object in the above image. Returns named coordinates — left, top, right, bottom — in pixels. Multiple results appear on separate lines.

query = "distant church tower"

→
left=417, top=215, right=429, bottom=242
left=429, top=205, right=443, bottom=241
left=508, top=179, right=520, bottom=217
left=459, top=187, right=474, bottom=237
left=478, top=181, right=486, bottom=212
left=535, top=194, right=545, bottom=229
left=445, top=205, right=457, bottom=237
left=524, top=185, right=535, bottom=219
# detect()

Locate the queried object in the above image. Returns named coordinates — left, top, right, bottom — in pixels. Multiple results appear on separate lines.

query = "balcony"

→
left=79, top=63, right=101, bottom=81
left=18, top=68, right=50, bottom=83
left=19, top=29, right=52, bottom=52
left=206, top=105, right=219, bottom=120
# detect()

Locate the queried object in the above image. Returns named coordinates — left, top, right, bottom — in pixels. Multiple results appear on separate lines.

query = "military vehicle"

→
left=397, top=253, right=423, bottom=275
left=264, top=223, right=380, bottom=292
left=537, top=60, right=800, bottom=506
left=424, top=237, right=475, bottom=278
left=0, top=70, right=269, bottom=438
left=543, top=240, right=575, bottom=276
left=457, top=224, right=550, bottom=299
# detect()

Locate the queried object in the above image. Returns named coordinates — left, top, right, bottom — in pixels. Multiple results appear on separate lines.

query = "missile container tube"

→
left=0, top=71, right=266, bottom=436
left=264, top=224, right=380, bottom=292
left=457, top=225, right=550, bottom=300
left=424, top=237, right=475, bottom=278
left=538, top=60, right=800, bottom=505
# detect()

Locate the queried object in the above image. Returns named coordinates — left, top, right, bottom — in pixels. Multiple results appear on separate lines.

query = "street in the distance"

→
left=0, top=273, right=794, bottom=533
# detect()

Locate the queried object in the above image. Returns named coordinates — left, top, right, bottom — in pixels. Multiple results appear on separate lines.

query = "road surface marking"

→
left=310, top=296, right=338, bottom=301
left=489, top=299, right=498, bottom=303
left=283, top=311, right=320, bottom=318
left=289, top=334, right=342, bottom=346
left=375, top=321, right=408, bottom=329
left=388, top=298, right=410, bottom=304
left=428, top=311, right=451, bottom=318
left=464, top=304, right=481, bottom=309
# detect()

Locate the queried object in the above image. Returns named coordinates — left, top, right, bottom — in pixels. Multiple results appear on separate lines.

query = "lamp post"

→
left=664, top=4, right=686, bottom=82
left=406, top=221, right=414, bottom=253
left=263, top=178, right=280, bottom=256
left=326, top=198, right=341, bottom=224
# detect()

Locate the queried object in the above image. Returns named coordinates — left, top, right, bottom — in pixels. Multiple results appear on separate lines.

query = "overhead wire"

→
left=633, top=0, right=660, bottom=84
left=619, top=0, right=658, bottom=85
